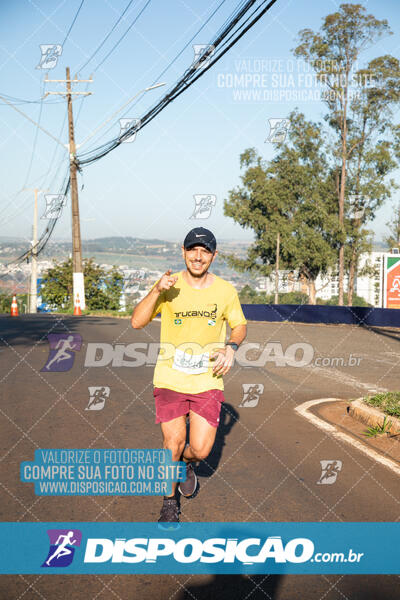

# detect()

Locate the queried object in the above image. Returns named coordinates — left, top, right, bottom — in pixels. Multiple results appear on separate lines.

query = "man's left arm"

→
left=211, top=323, right=247, bottom=376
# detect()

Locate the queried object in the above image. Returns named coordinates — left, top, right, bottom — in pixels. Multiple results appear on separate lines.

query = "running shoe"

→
left=158, top=497, right=180, bottom=523
left=178, top=462, right=198, bottom=497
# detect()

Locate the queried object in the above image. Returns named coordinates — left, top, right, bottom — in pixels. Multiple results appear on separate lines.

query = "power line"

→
left=77, top=0, right=278, bottom=166
left=0, top=105, right=69, bottom=228
left=22, top=78, right=46, bottom=188
left=76, top=0, right=135, bottom=73
left=0, top=78, right=47, bottom=228
left=78, top=0, right=260, bottom=160
left=82, top=0, right=229, bottom=151
left=142, top=0, right=228, bottom=89
left=62, top=0, right=86, bottom=47
left=0, top=172, right=70, bottom=276
left=0, top=2, right=87, bottom=276
left=0, top=93, right=65, bottom=105
left=71, top=0, right=151, bottom=148
left=1, top=0, right=280, bottom=271
left=0, top=0, right=86, bottom=222
left=92, top=0, right=152, bottom=72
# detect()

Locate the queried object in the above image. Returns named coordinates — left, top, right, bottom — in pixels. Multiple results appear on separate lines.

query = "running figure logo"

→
left=86, top=386, right=110, bottom=410
left=192, top=44, right=215, bottom=70
left=41, top=334, right=82, bottom=372
left=119, top=118, right=140, bottom=143
left=239, top=384, right=264, bottom=408
left=36, top=44, right=62, bottom=70
left=317, top=460, right=342, bottom=485
left=265, top=118, right=290, bottom=143
left=349, top=194, right=365, bottom=220
left=190, top=195, right=216, bottom=219
left=42, top=529, right=82, bottom=567
left=41, top=194, right=66, bottom=220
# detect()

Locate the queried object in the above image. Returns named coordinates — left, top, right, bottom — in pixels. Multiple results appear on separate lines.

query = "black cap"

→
left=183, top=227, right=217, bottom=253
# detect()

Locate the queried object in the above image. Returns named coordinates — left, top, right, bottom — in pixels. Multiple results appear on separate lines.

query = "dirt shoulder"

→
left=310, top=399, right=400, bottom=464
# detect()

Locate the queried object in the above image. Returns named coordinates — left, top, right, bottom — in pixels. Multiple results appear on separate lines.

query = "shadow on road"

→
left=360, top=323, right=400, bottom=343
left=0, top=314, right=119, bottom=347
left=178, top=574, right=400, bottom=600
left=194, top=402, right=239, bottom=478
left=179, top=574, right=281, bottom=599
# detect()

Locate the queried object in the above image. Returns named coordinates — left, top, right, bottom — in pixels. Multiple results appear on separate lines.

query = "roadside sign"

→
left=383, top=254, right=400, bottom=309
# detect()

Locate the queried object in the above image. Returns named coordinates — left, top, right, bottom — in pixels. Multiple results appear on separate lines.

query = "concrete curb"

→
left=295, top=398, right=400, bottom=476
left=348, top=398, right=400, bottom=435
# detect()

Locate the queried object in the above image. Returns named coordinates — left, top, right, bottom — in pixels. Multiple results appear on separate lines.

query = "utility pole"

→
left=41, top=74, right=164, bottom=311
left=25, top=188, right=48, bottom=313
left=274, top=231, right=280, bottom=305
left=44, top=69, right=93, bottom=310
left=30, top=189, right=38, bottom=313
left=66, top=67, right=84, bottom=310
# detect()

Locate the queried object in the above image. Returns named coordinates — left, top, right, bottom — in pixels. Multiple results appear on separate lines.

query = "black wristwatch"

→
left=226, top=342, right=239, bottom=351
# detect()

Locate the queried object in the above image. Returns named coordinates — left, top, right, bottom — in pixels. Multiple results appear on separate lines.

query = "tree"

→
left=41, top=258, right=124, bottom=311
left=223, top=111, right=339, bottom=305
left=293, top=3, right=392, bottom=305
left=0, top=292, right=27, bottom=313
left=385, top=201, right=400, bottom=251
left=238, top=284, right=268, bottom=304
left=344, top=54, right=400, bottom=304
left=0, top=292, right=13, bottom=313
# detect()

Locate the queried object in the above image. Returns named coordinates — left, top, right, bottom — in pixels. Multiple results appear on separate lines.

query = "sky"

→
left=0, top=0, right=399, bottom=251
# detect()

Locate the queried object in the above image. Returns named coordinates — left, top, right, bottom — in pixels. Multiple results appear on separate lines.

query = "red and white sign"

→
left=384, top=254, right=400, bottom=309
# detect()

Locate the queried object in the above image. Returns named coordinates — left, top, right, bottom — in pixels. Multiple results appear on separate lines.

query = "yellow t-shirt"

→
left=149, top=271, right=247, bottom=393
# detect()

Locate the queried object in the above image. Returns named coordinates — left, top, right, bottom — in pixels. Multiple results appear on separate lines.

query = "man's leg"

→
left=183, top=410, right=217, bottom=464
left=177, top=410, right=217, bottom=498
left=160, top=414, right=187, bottom=497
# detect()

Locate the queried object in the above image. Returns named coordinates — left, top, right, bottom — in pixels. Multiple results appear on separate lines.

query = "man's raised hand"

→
left=156, top=269, right=178, bottom=292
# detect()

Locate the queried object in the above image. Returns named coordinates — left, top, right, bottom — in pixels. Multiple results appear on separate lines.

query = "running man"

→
left=45, top=335, right=77, bottom=371
left=45, top=531, right=77, bottom=565
left=131, top=227, right=247, bottom=523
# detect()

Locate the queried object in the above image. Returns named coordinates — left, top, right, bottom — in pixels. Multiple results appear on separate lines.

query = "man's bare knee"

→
left=188, top=445, right=211, bottom=461
left=163, top=437, right=186, bottom=460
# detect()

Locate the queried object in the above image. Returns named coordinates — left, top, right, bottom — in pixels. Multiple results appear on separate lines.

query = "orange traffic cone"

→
left=11, top=295, right=18, bottom=317
left=73, top=293, right=82, bottom=316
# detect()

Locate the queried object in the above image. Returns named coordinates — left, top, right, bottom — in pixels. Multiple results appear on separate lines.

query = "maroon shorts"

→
left=154, top=387, right=225, bottom=428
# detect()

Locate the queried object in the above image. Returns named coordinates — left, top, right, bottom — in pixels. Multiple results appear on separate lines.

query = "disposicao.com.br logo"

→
left=83, top=536, right=363, bottom=566
left=1, top=522, right=390, bottom=574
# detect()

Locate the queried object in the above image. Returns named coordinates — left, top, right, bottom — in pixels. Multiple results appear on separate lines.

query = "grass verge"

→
left=362, top=392, right=400, bottom=419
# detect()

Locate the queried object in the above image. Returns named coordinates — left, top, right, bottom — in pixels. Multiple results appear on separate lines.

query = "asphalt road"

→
left=0, top=314, right=399, bottom=599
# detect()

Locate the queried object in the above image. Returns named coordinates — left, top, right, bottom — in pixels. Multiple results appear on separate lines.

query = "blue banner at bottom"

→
left=1, top=522, right=399, bottom=574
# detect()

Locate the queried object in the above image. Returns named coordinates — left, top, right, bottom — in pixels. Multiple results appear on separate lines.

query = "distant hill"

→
left=0, top=235, right=252, bottom=255
left=81, top=237, right=177, bottom=252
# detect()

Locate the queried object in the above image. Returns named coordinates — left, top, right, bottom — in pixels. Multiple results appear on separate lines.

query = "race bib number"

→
left=172, top=349, right=209, bottom=374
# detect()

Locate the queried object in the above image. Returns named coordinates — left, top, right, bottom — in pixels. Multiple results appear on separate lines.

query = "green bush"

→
left=239, top=285, right=266, bottom=304
left=0, top=292, right=12, bottom=313
left=267, top=291, right=309, bottom=305
left=0, top=292, right=28, bottom=313
left=239, top=286, right=310, bottom=305
left=41, top=257, right=124, bottom=311
left=324, top=293, right=372, bottom=307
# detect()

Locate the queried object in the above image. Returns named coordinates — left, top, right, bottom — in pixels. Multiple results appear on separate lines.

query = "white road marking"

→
left=295, top=398, right=400, bottom=477
left=303, top=365, right=388, bottom=394
left=382, top=351, right=400, bottom=360
left=357, top=352, right=399, bottom=367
